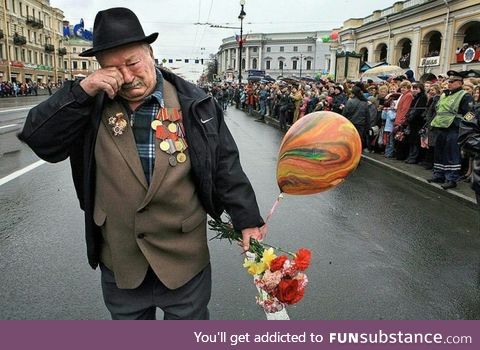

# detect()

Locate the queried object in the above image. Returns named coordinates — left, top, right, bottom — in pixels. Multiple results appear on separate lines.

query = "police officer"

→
left=427, top=70, right=474, bottom=189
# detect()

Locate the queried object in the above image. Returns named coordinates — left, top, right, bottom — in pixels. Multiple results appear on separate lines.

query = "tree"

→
left=205, top=54, right=218, bottom=82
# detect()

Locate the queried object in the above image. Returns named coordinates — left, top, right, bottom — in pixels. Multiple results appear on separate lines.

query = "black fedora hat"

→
left=79, top=7, right=158, bottom=57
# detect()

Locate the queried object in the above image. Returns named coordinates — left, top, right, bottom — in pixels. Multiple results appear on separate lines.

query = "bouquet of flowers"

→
left=209, top=219, right=311, bottom=313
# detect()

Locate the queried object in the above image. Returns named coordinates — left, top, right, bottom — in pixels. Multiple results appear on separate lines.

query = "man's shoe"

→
left=441, top=181, right=457, bottom=190
left=426, top=177, right=444, bottom=183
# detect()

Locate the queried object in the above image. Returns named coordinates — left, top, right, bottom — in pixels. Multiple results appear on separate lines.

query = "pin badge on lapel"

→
left=108, top=112, right=128, bottom=136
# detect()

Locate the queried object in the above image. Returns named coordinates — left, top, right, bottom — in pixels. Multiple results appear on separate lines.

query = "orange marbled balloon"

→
left=277, top=111, right=362, bottom=195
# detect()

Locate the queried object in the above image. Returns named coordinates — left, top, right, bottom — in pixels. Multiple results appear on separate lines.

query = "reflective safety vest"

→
left=430, top=90, right=466, bottom=128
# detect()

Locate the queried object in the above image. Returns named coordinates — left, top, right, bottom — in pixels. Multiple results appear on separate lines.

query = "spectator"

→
left=343, top=86, right=370, bottom=149
left=405, top=82, right=428, bottom=164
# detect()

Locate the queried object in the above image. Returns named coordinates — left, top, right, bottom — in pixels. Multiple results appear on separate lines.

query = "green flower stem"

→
left=208, top=218, right=295, bottom=261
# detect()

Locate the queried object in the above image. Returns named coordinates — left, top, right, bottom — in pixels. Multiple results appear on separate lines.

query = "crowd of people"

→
left=0, top=80, right=59, bottom=97
left=205, top=69, right=480, bottom=204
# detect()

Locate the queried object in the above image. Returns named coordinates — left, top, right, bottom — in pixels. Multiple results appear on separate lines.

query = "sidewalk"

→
left=245, top=107, right=478, bottom=210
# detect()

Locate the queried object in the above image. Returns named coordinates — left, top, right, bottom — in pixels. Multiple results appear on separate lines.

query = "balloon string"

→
left=264, top=192, right=284, bottom=225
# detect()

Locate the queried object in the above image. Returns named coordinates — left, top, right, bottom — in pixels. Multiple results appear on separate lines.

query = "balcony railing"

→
left=44, top=44, right=55, bottom=53
left=13, top=34, right=27, bottom=46
left=58, top=47, right=67, bottom=56
left=26, top=15, right=44, bottom=29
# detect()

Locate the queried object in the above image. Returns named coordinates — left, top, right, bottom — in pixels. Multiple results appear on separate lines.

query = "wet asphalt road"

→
left=0, top=103, right=479, bottom=320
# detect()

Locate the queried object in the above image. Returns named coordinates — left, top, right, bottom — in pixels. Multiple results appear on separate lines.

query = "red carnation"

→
left=275, top=278, right=305, bottom=304
left=293, top=248, right=311, bottom=271
left=270, top=256, right=288, bottom=272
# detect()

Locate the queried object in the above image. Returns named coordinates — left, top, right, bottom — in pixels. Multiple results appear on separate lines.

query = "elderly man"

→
left=428, top=70, right=474, bottom=189
left=19, top=7, right=265, bottom=320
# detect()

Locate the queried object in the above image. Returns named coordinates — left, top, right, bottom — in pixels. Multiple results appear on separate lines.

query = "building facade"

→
left=0, top=0, right=97, bottom=84
left=331, top=0, right=480, bottom=81
left=217, top=31, right=331, bottom=82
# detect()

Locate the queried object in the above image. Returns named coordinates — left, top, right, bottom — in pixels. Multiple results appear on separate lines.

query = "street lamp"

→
left=238, top=0, right=246, bottom=85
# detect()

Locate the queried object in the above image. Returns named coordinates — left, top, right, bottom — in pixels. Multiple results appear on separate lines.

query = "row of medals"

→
left=151, top=107, right=188, bottom=167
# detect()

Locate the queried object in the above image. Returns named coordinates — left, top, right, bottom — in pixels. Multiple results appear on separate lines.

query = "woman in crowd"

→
left=393, top=81, right=414, bottom=160
left=405, top=82, right=428, bottom=164
left=421, top=84, right=442, bottom=170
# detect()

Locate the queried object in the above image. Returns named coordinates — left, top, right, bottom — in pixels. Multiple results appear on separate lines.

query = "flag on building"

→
left=63, top=24, right=70, bottom=37
left=235, top=34, right=246, bottom=44
left=73, top=18, right=85, bottom=38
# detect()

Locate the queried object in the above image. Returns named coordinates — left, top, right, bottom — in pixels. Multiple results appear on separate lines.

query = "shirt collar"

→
left=144, top=68, right=164, bottom=107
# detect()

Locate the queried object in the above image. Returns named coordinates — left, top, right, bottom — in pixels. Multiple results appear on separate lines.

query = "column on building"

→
left=368, top=41, right=375, bottom=62
left=386, top=35, right=394, bottom=66
left=410, top=27, right=421, bottom=76
left=245, top=45, right=250, bottom=72
left=234, top=48, right=238, bottom=71
left=441, top=19, right=455, bottom=74
left=258, top=46, right=262, bottom=70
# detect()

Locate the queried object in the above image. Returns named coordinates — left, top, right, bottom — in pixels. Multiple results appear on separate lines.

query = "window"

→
left=241, top=58, right=245, bottom=69
left=82, top=61, right=87, bottom=70
left=12, top=0, right=16, bottom=13
left=19, top=2, right=23, bottom=16
left=184, top=59, right=189, bottom=63
left=64, top=60, right=67, bottom=70
left=306, top=60, right=312, bottom=70
left=73, top=47, right=77, bottom=53
left=0, top=44, right=3, bottom=59
left=279, top=61, right=284, bottom=69
left=242, top=47, right=245, bottom=53
left=21, top=48, right=25, bottom=61
left=292, top=60, right=297, bottom=70
left=73, top=61, right=78, bottom=69
left=34, top=51, right=38, bottom=64
left=28, top=50, right=32, bottom=63
left=293, top=46, right=298, bottom=52
left=168, top=59, right=173, bottom=63
left=266, top=60, right=270, bottom=70
left=266, top=47, right=271, bottom=52
left=252, top=58, right=257, bottom=69
left=27, top=30, right=31, bottom=42
left=253, top=47, right=257, bottom=53
left=33, top=32, right=36, bottom=44
left=307, top=46, right=312, bottom=52
left=14, top=47, right=19, bottom=60
left=279, top=46, right=284, bottom=52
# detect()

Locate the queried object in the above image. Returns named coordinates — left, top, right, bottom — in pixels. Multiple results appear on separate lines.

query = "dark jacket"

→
left=332, top=92, right=347, bottom=114
left=342, top=97, right=369, bottom=127
left=18, top=68, right=264, bottom=268
left=407, top=92, right=428, bottom=131
left=459, top=112, right=480, bottom=194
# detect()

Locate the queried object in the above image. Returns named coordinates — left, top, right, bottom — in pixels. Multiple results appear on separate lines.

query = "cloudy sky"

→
left=50, top=0, right=397, bottom=60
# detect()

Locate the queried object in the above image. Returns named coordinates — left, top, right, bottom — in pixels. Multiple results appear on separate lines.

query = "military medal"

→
left=168, top=156, right=178, bottom=166
left=152, top=107, right=188, bottom=167
left=108, top=112, right=128, bottom=136
left=177, top=152, right=187, bottom=163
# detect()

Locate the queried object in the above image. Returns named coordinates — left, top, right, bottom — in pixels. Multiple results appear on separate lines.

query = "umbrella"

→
left=361, top=65, right=404, bottom=79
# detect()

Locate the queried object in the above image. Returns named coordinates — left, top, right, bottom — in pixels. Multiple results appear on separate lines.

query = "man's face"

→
left=447, top=78, right=463, bottom=90
left=96, top=43, right=156, bottom=102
